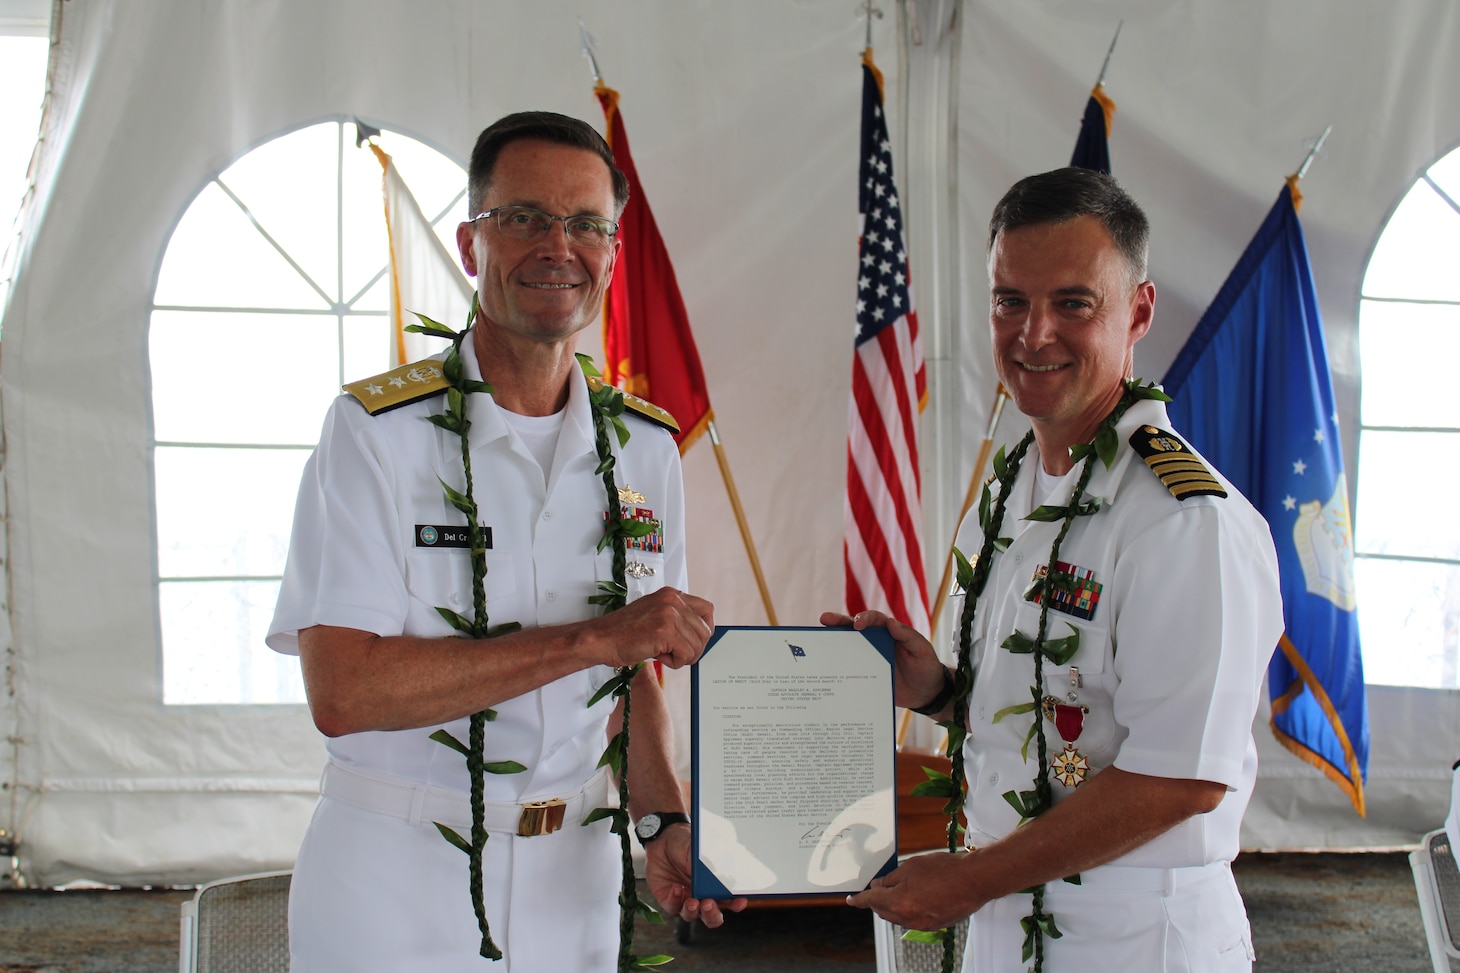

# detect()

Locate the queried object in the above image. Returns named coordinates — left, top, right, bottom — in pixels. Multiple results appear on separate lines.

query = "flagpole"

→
left=861, top=0, right=883, bottom=49
left=708, top=421, right=779, bottom=625
left=1096, top=21, right=1123, bottom=87
left=928, top=385, right=1008, bottom=632
left=1284, top=125, right=1332, bottom=213
left=1290, top=124, right=1333, bottom=181
left=898, top=385, right=1009, bottom=749
left=582, top=27, right=779, bottom=626
left=578, top=19, right=603, bottom=82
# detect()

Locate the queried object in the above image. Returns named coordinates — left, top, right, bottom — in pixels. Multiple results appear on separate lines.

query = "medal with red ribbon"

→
left=1054, top=704, right=1086, bottom=743
left=1044, top=667, right=1090, bottom=787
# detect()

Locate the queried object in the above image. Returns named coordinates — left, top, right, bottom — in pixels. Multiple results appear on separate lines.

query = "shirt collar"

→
left=1020, top=392, right=1171, bottom=509
left=458, top=329, right=596, bottom=455
left=1083, top=394, right=1170, bottom=506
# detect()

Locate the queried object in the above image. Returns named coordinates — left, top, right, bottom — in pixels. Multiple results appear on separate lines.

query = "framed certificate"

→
left=690, top=626, right=898, bottom=899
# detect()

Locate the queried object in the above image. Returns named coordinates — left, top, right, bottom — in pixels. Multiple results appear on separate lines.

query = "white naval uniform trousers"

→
left=268, top=334, right=686, bottom=972
left=950, top=398, right=1283, bottom=972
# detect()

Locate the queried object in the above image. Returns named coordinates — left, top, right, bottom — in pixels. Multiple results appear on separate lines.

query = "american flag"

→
left=844, top=50, right=930, bottom=636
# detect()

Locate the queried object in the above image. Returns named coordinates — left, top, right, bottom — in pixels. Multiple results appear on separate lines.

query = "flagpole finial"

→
left=1096, top=20, right=1123, bottom=88
left=352, top=117, right=382, bottom=147
left=861, top=1, right=883, bottom=51
left=1291, top=124, right=1334, bottom=182
left=579, top=18, right=603, bottom=83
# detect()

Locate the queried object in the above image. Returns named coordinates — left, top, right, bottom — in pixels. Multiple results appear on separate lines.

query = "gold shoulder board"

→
left=586, top=376, right=680, bottom=435
left=1127, top=425, right=1228, bottom=501
left=343, top=360, right=450, bottom=415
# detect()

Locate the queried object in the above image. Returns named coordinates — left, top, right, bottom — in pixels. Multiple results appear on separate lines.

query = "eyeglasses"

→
left=470, top=205, right=619, bottom=249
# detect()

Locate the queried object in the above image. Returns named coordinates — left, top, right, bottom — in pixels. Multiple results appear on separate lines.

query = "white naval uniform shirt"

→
left=268, top=333, right=685, bottom=972
left=953, top=397, right=1281, bottom=861
left=950, top=398, right=1282, bottom=970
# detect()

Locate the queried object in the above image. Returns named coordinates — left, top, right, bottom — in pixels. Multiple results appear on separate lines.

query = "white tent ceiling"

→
left=1, top=0, right=1456, bottom=886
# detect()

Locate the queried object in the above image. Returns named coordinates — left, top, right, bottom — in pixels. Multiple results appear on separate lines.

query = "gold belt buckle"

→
left=517, top=798, right=567, bottom=837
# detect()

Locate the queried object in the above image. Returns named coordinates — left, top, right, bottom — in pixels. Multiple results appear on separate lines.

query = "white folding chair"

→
left=178, top=870, right=292, bottom=973
left=873, top=913, right=969, bottom=973
left=1410, top=829, right=1460, bottom=973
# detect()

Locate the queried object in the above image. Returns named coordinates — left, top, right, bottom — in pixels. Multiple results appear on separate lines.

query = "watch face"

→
left=636, top=813, right=661, bottom=839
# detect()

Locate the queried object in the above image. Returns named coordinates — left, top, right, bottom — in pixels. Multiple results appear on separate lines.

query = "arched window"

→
left=1355, top=144, right=1460, bottom=690
left=0, top=32, right=51, bottom=312
left=150, top=120, right=465, bottom=704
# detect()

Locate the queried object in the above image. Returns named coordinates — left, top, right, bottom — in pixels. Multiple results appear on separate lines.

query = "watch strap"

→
left=911, top=666, right=956, bottom=717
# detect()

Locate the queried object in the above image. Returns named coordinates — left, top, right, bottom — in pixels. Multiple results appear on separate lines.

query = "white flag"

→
left=371, top=143, right=472, bottom=365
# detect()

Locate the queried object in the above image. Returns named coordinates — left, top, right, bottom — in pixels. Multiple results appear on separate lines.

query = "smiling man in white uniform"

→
left=268, top=112, right=741, bottom=972
left=831, top=168, right=1283, bottom=971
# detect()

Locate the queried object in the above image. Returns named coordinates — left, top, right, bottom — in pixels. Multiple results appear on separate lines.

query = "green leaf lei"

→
left=407, top=301, right=665, bottom=969
left=919, top=379, right=1170, bottom=973
left=575, top=351, right=671, bottom=973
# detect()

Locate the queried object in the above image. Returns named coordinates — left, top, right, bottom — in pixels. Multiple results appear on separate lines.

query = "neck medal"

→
left=1044, top=666, right=1090, bottom=788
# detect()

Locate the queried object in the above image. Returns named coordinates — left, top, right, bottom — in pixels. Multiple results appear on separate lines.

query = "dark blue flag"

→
left=1163, top=182, right=1368, bottom=815
left=1070, top=85, right=1115, bottom=173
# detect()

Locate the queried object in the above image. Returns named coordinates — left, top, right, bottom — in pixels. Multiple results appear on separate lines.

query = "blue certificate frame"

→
left=691, top=625, right=898, bottom=899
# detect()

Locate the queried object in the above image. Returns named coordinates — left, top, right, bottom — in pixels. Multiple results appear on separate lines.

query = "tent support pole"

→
left=708, top=421, right=778, bottom=625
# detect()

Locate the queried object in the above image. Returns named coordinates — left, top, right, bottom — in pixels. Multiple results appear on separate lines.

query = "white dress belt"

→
left=1055, top=859, right=1231, bottom=894
left=320, top=758, right=613, bottom=836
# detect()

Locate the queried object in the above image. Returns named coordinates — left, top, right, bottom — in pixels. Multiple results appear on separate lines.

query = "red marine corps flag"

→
left=844, top=49, right=930, bottom=635
left=595, top=82, right=713, bottom=453
left=591, top=65, right=778, bottom=625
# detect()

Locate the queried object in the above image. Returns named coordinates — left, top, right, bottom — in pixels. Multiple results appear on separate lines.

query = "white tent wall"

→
left=952, top=0, right=1460, bottom=848
left=0, top=0, right=912, bottom=887
left=0, top=0, right=1455, bottom=886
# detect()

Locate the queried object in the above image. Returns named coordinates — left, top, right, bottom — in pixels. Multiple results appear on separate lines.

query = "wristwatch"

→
left=634, top=812, right=690, bottom=845
left=912, top=665, right=956, bottom=717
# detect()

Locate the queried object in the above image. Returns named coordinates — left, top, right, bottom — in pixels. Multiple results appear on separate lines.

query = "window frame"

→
left=147, top=115, right=466, bottom=705
left=1353, top=138, right=1460, bottom=691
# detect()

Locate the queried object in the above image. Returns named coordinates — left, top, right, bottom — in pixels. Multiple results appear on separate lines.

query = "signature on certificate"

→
left=798, top=823, right=854, bottom=849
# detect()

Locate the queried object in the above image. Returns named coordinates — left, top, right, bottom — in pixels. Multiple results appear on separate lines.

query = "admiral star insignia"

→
left=343, top=360, right=449, bottom=415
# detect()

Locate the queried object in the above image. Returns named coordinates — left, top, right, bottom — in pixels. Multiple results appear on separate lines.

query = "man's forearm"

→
left=848, top=767, right=1228, bottom=930
left=298, top=587, right=712, bottom=737
left=942, top=767, right=1225, bottom=913
left=622, top=666, right=687, bottom=820
left=299, top=622, right=606, bottom=736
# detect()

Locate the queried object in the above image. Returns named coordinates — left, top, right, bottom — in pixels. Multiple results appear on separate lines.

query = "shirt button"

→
left=450, top=593, right=463, bottom=607
left=545, top=591, right=557, bottom=602
left=542, top=510, right=552, bottom=520
left=988, top=773, right=1000, bottom=786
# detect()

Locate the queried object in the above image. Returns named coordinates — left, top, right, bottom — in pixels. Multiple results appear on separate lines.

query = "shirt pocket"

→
left=1010, top=601, right=1115, bottom=754
left=404, top=549, right=518, bottom=635
left=598, top=551, right=666, bottom=603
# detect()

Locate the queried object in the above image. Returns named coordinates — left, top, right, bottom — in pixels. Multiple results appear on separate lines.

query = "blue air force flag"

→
left=1070, top=84, right=1115, bottom=174
left=1163, top=181, right=1368, bottom=815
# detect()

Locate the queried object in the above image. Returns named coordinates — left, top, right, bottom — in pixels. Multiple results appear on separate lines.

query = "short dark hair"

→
left=467, top=111, right=629, bottom=218
left=988, top=168, right=1149, bottom=284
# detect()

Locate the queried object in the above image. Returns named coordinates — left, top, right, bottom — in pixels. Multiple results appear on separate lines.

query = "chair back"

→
left=872, top=912, right=969, bottom=973
left=179, top=870, right=291, bottom=973
left=1411, top=829, right=1460, bottom=972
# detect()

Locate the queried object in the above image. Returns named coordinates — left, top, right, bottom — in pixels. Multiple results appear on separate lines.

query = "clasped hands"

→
left=592, top=587, right=715, bottom=670
left=819, top=607, right=980, bottom=928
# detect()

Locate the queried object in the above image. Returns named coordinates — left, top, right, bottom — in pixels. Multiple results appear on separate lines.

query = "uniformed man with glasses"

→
left=268, top=111, right=743, bottom=972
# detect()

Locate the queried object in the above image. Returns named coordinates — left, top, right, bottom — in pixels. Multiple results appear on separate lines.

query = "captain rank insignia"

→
left=1129, top=425, right=1228, bottom=501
